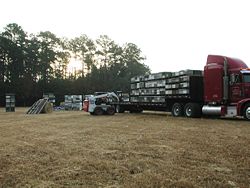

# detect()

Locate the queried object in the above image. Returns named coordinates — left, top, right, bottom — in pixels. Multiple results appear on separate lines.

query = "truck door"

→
left=229, top=74, right=243, bottom=103
left=242, top=73, right=250, bottom=98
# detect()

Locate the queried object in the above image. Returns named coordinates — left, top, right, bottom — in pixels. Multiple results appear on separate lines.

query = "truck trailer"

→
left=84, top=55, right=250, bottom=120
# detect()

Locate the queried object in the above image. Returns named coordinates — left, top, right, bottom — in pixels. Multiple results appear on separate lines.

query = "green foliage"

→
left=0, top=23, right=150, bottom=106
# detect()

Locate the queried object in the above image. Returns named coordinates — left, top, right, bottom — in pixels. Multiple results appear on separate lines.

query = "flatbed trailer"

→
left=112, top=72, right=204, bottom=117
left=84, top=55, right=250, bottom=120
left=112, top=55, right=250, bottom=120
left=113, top=99, right=204, bottom=117
left=113, top=101, right=168, bottom=113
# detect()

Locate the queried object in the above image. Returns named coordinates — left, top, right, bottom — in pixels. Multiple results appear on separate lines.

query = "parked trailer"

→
left=113, top=73, right=203, bottom=116
left=112, top=55, right=250, bottom=120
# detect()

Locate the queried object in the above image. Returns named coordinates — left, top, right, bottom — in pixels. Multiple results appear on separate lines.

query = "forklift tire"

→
left=107, top=107, right=115, bottom=115
left=94, top=107, right=104, bottom=115
left=116, top=105, right=125, bottom=113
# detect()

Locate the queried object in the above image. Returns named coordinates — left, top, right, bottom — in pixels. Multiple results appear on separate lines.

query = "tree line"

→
left=0, top=23, right=150, bottom=106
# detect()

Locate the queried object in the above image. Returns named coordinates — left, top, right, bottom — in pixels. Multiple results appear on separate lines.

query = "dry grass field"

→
left=0, top=108, right=249, bottom=188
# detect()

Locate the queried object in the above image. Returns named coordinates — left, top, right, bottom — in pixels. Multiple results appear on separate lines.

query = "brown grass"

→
left=0, top=108, right=249, bottom=187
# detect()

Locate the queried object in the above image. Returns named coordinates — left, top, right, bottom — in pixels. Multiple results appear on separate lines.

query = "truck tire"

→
left=116, top=105, right=125, bottom=113
left=243, top=103, right=250, bottom=120
left=171, top=103, right=184, bottom=117
left=107, top=107, right=115, bottom=115
left=184, top=103, right=201, bottom=118
left=94, top=107, right=104, bottom=115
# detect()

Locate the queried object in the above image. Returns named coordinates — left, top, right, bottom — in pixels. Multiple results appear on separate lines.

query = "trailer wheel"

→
left=94, top=107, right=104, bottom=115
left=184, top=103, right=201, bottom=118
left=243, top=103, right=250, bottom=120
left=107, top=107, right=115, bottom=115
left=171, top=103, right=183, bottom=117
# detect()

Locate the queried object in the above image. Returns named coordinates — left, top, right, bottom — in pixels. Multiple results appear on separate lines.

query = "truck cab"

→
left=230, top=69, right=250, bottom=102
left=203, top=55, right=250, bottom=120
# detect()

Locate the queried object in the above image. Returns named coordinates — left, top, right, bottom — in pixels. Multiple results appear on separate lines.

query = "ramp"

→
left=27, top=98, right=49, bottom=114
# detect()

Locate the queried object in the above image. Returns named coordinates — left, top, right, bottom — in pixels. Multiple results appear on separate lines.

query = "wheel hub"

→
left=174, top=107, right=180, bottom=115
left=246, top=107, right=250, bottom=119
left=186, top=107, right=192, bottom=116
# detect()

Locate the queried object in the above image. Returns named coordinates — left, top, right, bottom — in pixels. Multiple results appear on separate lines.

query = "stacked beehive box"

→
left=64, top=95, right=73, bottom=110
left=64, top=95, right=82, bottom=110
left=165, top=70, right=203, bottom=98
left=5, top=93, right=15, bottom=112
left=130, top=72, right=172, bottom=103
left=130, top=70, right=203, bottom=103
left=72, top=95, right=83, bottom=110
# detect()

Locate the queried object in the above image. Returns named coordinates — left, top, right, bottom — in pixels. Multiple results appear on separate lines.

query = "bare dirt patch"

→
left=0, top=108, right=249, bottom=187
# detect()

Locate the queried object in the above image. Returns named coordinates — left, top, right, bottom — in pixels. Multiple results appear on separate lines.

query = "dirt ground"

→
left=0, top=108, right=249, bottom=188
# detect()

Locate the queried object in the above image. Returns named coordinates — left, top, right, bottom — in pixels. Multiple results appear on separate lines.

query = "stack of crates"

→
left=64, top=95, right=72, bottom=110
left=5, top=93, right=15, bottom=112
left=130, top=72, right=172, bottom=103
left=64, top=95, right=82, bottom=110
left=43, top=93, right=55, bottom=105
left=72, top=95, right=82, bottom=110
left=130, top=70, right=203, bottom=103
left=165, top=70, right=203, bottom=98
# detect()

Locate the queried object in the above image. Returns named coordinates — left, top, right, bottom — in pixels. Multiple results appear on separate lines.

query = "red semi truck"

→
left=84, top=55, right=250, bottom=120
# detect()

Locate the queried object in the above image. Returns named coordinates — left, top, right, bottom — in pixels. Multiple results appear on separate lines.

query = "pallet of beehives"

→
left=130, top=96, right=140, bottom=102
left=140, top=88, right=165, bottom=95
left=139, top=96, right=166, bottom=103
left=144, top=79, right=166, bottom=88
left=131, top=82, right=145, bottom=89
left=165, top=75, right=203, bottom=100
left=144, top=72, right=172, bottom=81
left=130, top=75, right=144, bottom=83
left=130, top=89, right=140, bottom=96
left=178, top=69, right=203, bottom=76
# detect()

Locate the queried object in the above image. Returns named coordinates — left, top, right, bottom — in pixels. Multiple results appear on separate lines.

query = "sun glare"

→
left=68, top=58, right=82, bottom=73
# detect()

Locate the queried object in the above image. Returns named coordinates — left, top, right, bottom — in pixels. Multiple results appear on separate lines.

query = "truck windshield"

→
left=243, top=74, right=250, bottom=83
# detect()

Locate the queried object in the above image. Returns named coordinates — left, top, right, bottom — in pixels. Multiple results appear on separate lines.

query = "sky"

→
left=1, top=0, right=250, bottom=73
